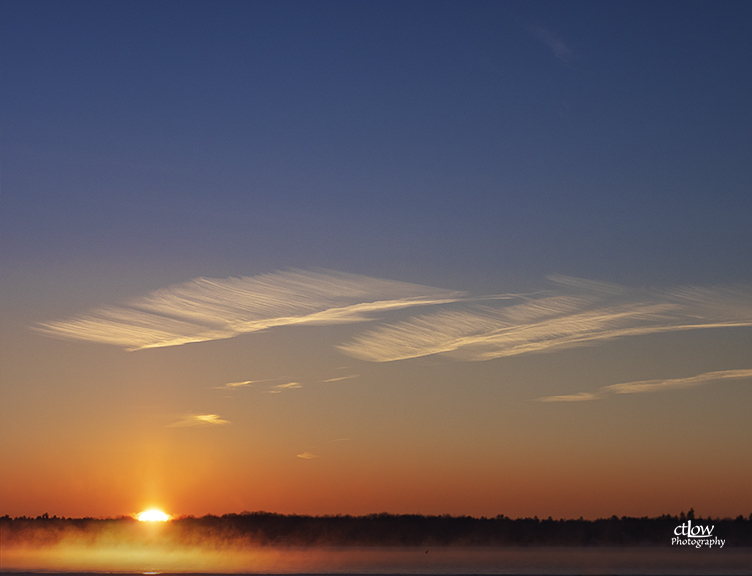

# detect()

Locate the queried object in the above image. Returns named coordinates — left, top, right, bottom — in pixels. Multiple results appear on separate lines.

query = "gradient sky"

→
left=1, top=0, right=751, bottom=520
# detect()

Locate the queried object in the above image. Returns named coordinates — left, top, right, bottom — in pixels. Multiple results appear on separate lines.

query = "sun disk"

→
left=137, top=509, right=171, bottom=522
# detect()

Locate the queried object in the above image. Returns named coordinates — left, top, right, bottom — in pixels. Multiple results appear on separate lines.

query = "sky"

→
left=1, top=0, right=751, bottom=521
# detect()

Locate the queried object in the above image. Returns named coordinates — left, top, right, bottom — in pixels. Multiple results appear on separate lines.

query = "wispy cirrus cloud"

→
left=321, top=375, right=358, bottom=383
left=214, top=380, right=256, bottom=390
left=537, top=392, right=600, bottom=403
left=265, top=382, right=302, bottom=394
left=167, top=413, right=230, bottom=427
left=537, top=369, right=752, bottom=402
left=296, top=452, right=319, bottom=459
left=35, top=270, right=464, bottom=351
left=338, top=276, right=752, bottom=362
left=530, top=26, right=574, bottom=63
left=296, top=438, right=350, bottom=459
left=36, top=271, right=752, bottom=373
left=275, top=382, right=302, bottom=389
left=213, top=378, right=282, bottom=390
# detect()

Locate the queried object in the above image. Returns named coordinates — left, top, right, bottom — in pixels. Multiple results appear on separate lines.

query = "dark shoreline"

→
left=3, top=511, right=751, bottom=547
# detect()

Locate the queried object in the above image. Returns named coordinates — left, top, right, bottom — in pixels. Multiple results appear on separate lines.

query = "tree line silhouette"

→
left=2, top=509, right=751, bottom=547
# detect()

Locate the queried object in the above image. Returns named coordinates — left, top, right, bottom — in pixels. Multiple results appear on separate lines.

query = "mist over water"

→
left=3, top=545, right=751, bottom=574
left=2, top=521, right=749, bottom=574
left=3, top=514, right=751, bottom=573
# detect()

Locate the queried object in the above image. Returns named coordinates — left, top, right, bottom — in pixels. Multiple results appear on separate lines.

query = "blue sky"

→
left=4, top=0, right=750, bottom=287
left=1, top=1, right=751, bottom=519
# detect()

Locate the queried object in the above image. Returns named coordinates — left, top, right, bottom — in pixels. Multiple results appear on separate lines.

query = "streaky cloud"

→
left=537, top=392, right=601, bottom=403
left=338, top=279, right=752, bottom=362
left=214, top=380, right=256, bottom=389
left=35, top=269, right=464, bottom=350
left=321, top=375, right=358, bottom=382
left=273, top=382, right=302, bottom=390
left=167, top=413, right=230, bottom=427
left=537, top=369, right=752, bottom=402
left=215, top=378, right=284, bottom=390
left=225, top=380, right=255, bottom=387
left=546, top=274, right=630, bottom=296
left=297, top=452, right=319, bottom=459
left=530, top=26, right=574, bottom=62
left=602, top=368, right=752, bottom=395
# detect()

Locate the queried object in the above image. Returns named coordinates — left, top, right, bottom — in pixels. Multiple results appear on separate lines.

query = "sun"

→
left=136, top=509, right=171, bottom=522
